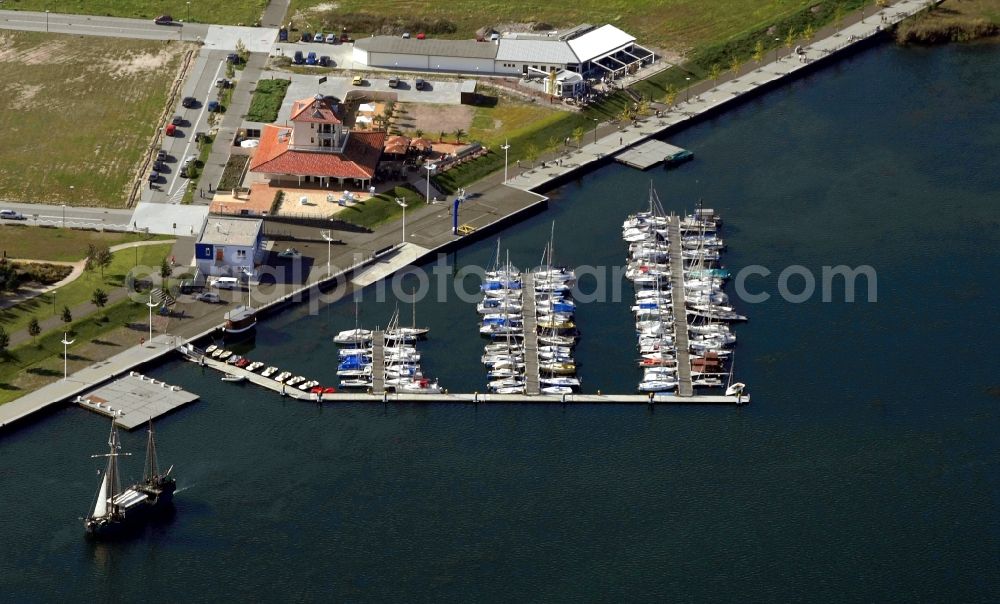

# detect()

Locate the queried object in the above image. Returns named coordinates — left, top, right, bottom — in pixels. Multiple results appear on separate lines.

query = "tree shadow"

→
left=92, top=339, right=120, bottom=347
left=0, top=382, right=20, bottom=391
left=26, top=367, right=61, bottom=377
left=66, top=353, right=92, bottom=362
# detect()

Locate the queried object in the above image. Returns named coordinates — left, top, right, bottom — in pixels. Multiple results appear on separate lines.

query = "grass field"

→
left=0, top=243, right=173, bottom=337
left=897, top=0, right=1000, bottom=43
left=0, top=297, right=150, bottom=405
left=0, top=225, right=166, bottom=262
left=247, top=79, right=291, bottom=123
left=337, top=185, right=426, bottom=229
left=289, top=0, right=841, bottom=52
left=0, top=31, right=188, bottom=207
left=5, top=0, right=267, bottom=26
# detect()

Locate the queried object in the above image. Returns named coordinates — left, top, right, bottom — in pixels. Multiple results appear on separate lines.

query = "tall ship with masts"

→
left=84, top=419, right=176, bottom=538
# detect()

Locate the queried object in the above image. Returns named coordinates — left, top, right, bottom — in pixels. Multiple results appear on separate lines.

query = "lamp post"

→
left=501, top=139, right=510, bottom=183
left=773, top=37, right=781, bottom=62
left=685, top=77, right=691, bottom=102
left=424, top=163, right=436, bottom=205
left=186, top=1, right=191, bottom=22
left=242, top=267, right=254, bottom=307
left=321, top=230, right=333, bottom=277
left=46, top=10, right=50, bottom=33
left=61, top=203, right=66, bottom=228
left=61, top=332, right=75, bottom=380
left=146, top=294, right=157, bottom=342
left=591, top=118, right=599, bottom=144
left=395, top=197, right=408, bottom=243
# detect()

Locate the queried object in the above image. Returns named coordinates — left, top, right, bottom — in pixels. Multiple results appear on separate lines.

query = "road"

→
left=0, top=201, right=133, bottom=228
left=0, top=10, right=210, bottom=42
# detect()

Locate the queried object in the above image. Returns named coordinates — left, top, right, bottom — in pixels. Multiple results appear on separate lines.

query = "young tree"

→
left=438, top=131, right=446, bottom=142
left=92, top=288, right=108, bottom=320
left=28, top=317, right=41, bottom=343
left=730, top=55, right=742, bottom=76
left=571, top=126, right=585, bottom=147
left=665, top=84, right=677, bottom=109
left=415, top=129, right=424, bottom=139
left=85, top=244, right=112, bottom=279
left=785, top=28, right=796, bottom=50
left=0, top=326, right=9, bottom=355
left=802, top=24, right=815, bottom=41
left=453, top=129, right=465, bottom=144
left=752, top=40, right=765, bottom=64
left=524, top=143, right=539, bottom=167
left=61, top=306, right=72, bottom=323
left=160, top=258, right=172, bottom=280
left=709, top=63, right=722, bottom=84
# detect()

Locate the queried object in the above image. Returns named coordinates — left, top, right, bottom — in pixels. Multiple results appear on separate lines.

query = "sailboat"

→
left=223, top=270, right=257, bottom=335
left=84, top=419, right=176, bottom=538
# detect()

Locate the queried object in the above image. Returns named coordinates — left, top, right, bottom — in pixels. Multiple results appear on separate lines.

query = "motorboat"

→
left=274, top=371, right=292, bottom=383
left=333, top=328, right=373, bottom=344
left=261, top=366, right=278, bottom=377
left=221, top=374, right=245, bottom=383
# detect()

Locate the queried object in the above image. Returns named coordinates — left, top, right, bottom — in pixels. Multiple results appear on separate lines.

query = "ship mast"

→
left=91, top=418, right=130, bottom=517
left=143, top=419, right=159, bottom=483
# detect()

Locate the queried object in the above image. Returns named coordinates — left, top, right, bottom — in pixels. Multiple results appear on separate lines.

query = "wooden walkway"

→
left=371, top=331, right=385, bottom=395
left=521, top=274, right=540, bottom=395
left=667, top=215, right=693, bottom=397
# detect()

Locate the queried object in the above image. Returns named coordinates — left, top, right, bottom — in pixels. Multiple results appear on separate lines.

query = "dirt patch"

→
left=99, top=47, right=179, bottom=78
left=9, top=83, right=43, bottom=110
left=393, top=103, right=474, bottom=138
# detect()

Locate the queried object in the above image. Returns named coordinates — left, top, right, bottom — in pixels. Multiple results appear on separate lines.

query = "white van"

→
left=212, top=277, right=239, bottom=290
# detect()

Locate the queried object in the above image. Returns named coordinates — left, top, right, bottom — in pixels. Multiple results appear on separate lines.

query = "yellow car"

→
left=352, top=75, right=364, bottom=86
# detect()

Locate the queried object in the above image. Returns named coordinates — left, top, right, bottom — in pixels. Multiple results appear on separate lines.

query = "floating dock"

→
left=666, top=215, right=694, bottom=397
left=76, top=372, right=199, bottom=429
left=521, top=274, right=541, bottom=395
left=371, top=331, right=385, bottom=395
left=616, top=140, right=691, bottom=170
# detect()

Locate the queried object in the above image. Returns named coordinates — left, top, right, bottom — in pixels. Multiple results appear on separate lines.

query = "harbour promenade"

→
left=0, top=1, right=922, bottom=427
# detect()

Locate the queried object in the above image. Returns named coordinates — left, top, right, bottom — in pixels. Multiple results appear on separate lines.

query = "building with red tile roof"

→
left=249, top=94, right=386, bottom=189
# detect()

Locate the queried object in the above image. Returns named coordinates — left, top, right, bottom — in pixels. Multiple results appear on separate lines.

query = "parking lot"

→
left=260, top=71, right=468, bottom=122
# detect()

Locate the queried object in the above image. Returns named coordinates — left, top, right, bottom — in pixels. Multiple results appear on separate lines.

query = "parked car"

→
left=293, top=50, right=305, bottom=65
left=165, top=123, right=177, bottom=136
left=207, top=100, right=221, bottom=112
left=181, top=96, right=197, bottom=108
left=195, top=292, right=222, bottom=303
left=306, top=51, right=317, bottom=65
left=300, top=32, right=312, bottom=42
left=0, top=209, right=26, bottom=220
left=414, top=78, right=428, bottom=90
left=156, top=149, right=168, bottom=161
left=388, top=77, right=400, bottom=88
left=152, top=160, right=166, bottom=172
left=416, top=33, right=426, bottom=40
left=180, top=155, right=197, bottom=177
left=148, top=171, right=160, bottom=183
left=278, top=28, right=288, bottom=42
left=171, top=114, right=184, bottom=126
left=154, top=15, right=173, bottom=25
left=227, top=53, right=241, bottom=64
left=216, top=78, right=232, bottom=88
left=352, top=75, right=364, bottom=86
left=401, top=32, right=410, bottom=39
left=277, top=248, right=301, bottom=258
left=325, top=33, right=336, bottom=43
left=314, top=32, right=325, bottom=43
left=319, top=55, right=331, bottom=67
left=179, top=279, right=204, bottom=294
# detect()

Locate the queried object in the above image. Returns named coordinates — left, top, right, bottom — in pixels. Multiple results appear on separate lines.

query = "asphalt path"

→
left=0, top=201, right=133, bottom=228
left=0, top=10, right=211, bottom=42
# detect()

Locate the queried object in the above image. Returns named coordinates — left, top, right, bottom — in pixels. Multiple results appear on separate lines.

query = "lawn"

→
left=0, top=243, right=173, bottom=337
left=6, top=0, right=268, bottom=26
left=0, top=298, right=150, bottom=405
left=288, top=0, right=841, bottom=52
left=337, top=185, right=426, bottom=229
left=0, top=31, right=188, bottom=207
left=0, top=225, right=167, bottom=262
left=247, top=79, right=291, bottom=123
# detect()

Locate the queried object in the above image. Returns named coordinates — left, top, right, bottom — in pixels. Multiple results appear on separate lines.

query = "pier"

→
left=371, top=331, right=386, bottom=395
left=521, top=273, right=540, bottom=395
left=667, top=215, right=694, bottom=397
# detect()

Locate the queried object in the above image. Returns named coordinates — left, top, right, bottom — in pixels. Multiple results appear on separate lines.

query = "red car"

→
left=165, top=123, right=177, bottom=136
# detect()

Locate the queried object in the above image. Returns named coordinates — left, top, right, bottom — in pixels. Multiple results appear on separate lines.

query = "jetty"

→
left=666, top=215, right=694, bottom=397
left=616, top=140, right=691, bottom=170
left=521, top=273, right=540, bottom=395
left=371, top=331, right=386, bottom=395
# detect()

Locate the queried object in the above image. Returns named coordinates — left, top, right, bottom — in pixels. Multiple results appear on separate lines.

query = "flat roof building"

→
left=195, top=217, right=265, bottom=279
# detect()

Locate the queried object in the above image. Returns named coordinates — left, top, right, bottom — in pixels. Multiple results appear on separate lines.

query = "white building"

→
left=195, top=217, right=265, bottom=279
left=352, top=24, right=655, bottom=93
